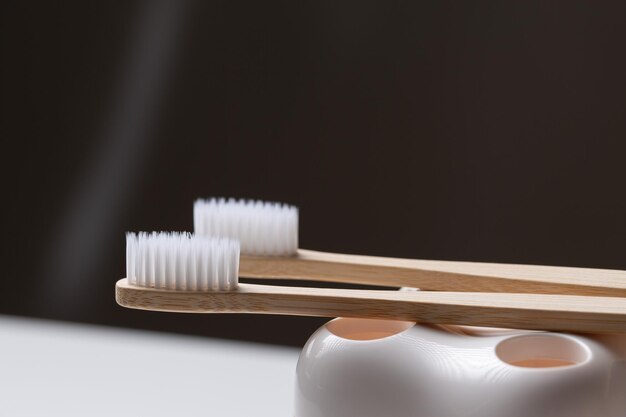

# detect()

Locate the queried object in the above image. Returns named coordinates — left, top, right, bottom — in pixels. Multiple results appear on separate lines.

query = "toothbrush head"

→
left=125, top=232, right=240, bottom=291
left=193, top=198, right=298, bottom=256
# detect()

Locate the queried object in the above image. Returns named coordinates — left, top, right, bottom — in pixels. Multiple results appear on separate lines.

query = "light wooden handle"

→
left=240, top=249, right=626, bottom=297
left=115, top=279, right=626, bottom=334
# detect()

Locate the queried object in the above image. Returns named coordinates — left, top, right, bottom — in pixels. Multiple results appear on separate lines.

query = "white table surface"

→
left=0, top=315, right=300, bottom=417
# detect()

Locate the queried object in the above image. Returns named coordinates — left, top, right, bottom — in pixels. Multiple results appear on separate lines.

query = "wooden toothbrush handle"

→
left=239, top=249, right=626, bottom=297
left=115, top=280, right=626, bottom=334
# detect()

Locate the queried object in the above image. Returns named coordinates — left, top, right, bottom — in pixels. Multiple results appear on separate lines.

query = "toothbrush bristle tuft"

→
left=125, top=232, right=239, bottom=290
left=194, top=198, right=298, bottom=256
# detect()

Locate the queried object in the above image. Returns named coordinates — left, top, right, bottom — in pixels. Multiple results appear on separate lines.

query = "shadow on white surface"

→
left=0, top=315, right=299, bottom=417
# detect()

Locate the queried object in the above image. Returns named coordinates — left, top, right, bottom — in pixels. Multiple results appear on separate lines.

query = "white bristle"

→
left=125, top=232, right=240, bottom=291
left=193, top=198, right=298, bottom=256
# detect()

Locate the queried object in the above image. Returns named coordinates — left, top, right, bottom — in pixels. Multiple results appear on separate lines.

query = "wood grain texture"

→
left=115, top=279, right=626, bottom=334
left=239, top=249, right=626, bottom=297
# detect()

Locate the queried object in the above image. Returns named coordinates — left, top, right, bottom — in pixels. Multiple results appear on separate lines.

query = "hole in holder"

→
left=327, top=318, right=415, bottom=341
left=496, top=334, right=590, bottom=368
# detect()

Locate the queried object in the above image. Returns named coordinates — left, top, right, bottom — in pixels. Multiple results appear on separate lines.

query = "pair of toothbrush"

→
left=116, top=199, right=626, bottom=333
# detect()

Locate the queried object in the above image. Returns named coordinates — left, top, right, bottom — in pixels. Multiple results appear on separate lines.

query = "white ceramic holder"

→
left=295, top=318, right=626, bottom=417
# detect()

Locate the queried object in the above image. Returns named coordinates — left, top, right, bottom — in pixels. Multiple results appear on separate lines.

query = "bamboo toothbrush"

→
left=193, top=198, right=626, bottom=297
left=115, top=232, right=626, bottom=334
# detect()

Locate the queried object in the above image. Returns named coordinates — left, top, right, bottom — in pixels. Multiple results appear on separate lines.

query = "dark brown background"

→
left=2, top=1, right=626, bottom=346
